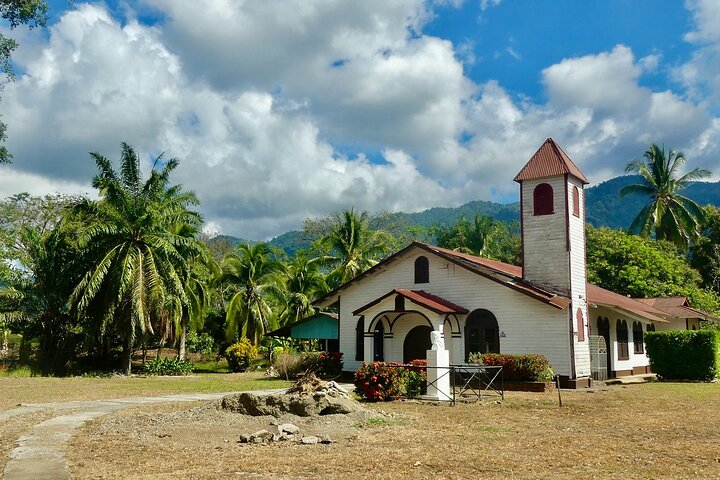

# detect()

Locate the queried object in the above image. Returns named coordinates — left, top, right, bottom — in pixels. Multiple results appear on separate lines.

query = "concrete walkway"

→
left=1, top=389, right=284, bottom=480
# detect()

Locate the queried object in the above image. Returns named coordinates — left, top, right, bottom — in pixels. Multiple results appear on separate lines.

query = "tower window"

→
left=414, top=256, right=429, bottom=284
left=533, top=183, right=554, bottom=216
left=572, top=186, right=580, bottom=217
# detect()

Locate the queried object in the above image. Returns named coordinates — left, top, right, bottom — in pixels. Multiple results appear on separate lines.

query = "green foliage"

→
left=143, top=357, right=194, bottom=376
left=645, top=330, right=720, bottom=380
left=70, top=143, right=205, bottom=375
left=186, top=331, right=214, bottom=356
left=217, top=243, right=280, bottom=344
left=299, top=351, right=343, bottom=376
left=224, top=338, right=258, bottom=372
left=621, top=144, right=711, bottom=248
left=432, top=214, right=521, bottom=265
left=587, top=226, right=720, bottom=313
left=690, top=206, right=720, bottom=295
left=315, top=209, right=392, bottom=289
left=275, top=254, right=327, bottom=326
left=469, top=353, right=554, bottom=382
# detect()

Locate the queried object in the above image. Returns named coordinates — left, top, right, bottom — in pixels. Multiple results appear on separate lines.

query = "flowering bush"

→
left=354, top=360, right=428, bottom=401
left=300, top=351, right=344, bottom=376
left=224, top=338, right=258, bottom=372
left=354, top=362, right=406, bottom=401
left=469, top=353, right=554, bottom=382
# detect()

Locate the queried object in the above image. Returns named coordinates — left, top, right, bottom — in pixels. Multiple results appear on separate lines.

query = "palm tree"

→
left=321, top=209, right=391, bottom=288
left=0, top=223, right=85, bottom=374
left=434, top=214, right=498, bottom=257
left=621, top=144, right=711, bottom=248
left=275, top=254, right=328, bottom=326
left=70, top=143, right=204, bottom=374
left=217, top=243, right=280, bottom=345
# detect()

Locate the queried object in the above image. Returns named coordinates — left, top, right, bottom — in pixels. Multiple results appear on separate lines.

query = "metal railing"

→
left=385, top=363, right=504, bottom=405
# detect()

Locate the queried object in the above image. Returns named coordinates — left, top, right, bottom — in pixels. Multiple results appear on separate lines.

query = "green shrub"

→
left=645, top=330, right=720, bottom=380
left=186, top=332, right=214, bottom=356
left=299, top=351, right=344, bottom=376
left=224, top=338, right=259, bottom=372
left=469, top=353, right=554, bottom=382
left=143, top=357, right=194, bottom=376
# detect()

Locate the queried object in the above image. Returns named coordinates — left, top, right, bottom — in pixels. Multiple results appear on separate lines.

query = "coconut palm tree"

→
left=321, top=209, right=391, bottom=288
left=621, top=144, right=711, bottom=248
left=275, top=254, right=328, bottom=327
left=217, top=243, right=280, bottom=345
left=70, top=143, right=204, bottom=374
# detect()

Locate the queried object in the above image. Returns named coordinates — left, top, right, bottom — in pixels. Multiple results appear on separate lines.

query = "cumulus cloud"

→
left=1, top=1, right=719, bottom=241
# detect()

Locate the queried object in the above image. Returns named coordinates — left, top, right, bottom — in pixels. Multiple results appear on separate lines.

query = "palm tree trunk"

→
left=122, top=335, right=133, bottom=375
left=177, top=316, right=188, bottom=361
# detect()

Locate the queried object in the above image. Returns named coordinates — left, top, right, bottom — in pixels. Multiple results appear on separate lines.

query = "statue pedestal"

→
left=423, top=349, right=450, bottom=401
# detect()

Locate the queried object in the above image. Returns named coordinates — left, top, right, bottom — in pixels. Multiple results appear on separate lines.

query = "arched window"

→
left=572, top=186, right=580, bottom=217
left=576, top=308, right=585, bottom=342
left=633, top=322, right=644, bottom=354
left=616, top=319, right=629, bottom=360
left=646, top=323, right=656, bottom=332
left=395, top=295, right=405, bottom=312
left=414, top=256, right=429, bottom=284
left=464, top=309, right=499, bottom=360
left=533, top=183, right=554, bottom=215
left=355, top=317, right=364, bottom=361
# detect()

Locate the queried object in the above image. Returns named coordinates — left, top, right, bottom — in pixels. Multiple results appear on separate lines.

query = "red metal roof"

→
left=352, top=288, right=468, bottom=316
left=514, top=138, right=589, bottom=184
left=636, top=297, right=720, bottom=322
left=586, top=284, right=669, bottom=323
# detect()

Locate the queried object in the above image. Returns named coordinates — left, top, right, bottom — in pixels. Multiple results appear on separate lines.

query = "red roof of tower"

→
left=514, top=138, right=589, bottom=184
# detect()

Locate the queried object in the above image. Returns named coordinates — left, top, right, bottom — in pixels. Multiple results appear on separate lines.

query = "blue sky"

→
left=1, top=1, right=719, bottom=239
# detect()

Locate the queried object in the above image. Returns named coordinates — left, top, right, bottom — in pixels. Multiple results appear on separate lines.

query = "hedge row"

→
left=645, top=330, right=720, bottom=380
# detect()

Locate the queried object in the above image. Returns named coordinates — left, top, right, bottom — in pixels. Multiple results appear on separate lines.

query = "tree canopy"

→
left=621, top=144, right=711, bottom=248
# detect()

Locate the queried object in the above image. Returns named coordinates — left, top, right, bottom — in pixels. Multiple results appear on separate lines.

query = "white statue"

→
left=430, top=330, right=444, bottom=351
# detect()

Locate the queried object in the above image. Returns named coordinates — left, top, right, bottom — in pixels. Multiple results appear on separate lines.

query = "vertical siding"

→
left=338, top=249, right=573, bottom=376
left=568, top=177, right=590, bottom=378
left=521, top=177, right=570, bottom=293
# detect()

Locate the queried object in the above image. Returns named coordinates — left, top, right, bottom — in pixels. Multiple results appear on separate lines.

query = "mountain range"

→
left=215, top=175, right=720, bottom=256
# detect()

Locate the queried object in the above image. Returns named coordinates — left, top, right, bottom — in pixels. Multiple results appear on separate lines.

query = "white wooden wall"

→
left=338, top=248, right=574, bottom=375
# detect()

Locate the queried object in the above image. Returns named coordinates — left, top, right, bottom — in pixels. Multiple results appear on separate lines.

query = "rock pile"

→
left=222, top=373, right=362, bottom=417
left=238, top=422, right=333, bottom=445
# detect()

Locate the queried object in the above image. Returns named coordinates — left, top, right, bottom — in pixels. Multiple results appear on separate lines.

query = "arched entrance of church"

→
left=403, top=325, right=432, bottom=363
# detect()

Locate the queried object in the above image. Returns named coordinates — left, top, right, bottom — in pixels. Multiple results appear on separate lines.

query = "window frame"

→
left=414, top=256, right=429, bottom=284
left=572, top=186, right=580, bottom=217
left=633, top=321, right=644, bottom=354
left=355, top=316, right=365, bottom=361
left=533, top=183, right=554, bottom=216
left=616, top=319, right=629, bottom=360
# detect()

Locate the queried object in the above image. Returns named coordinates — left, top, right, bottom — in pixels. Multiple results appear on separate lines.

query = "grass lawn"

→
left=65, top=382, right=720, bottom=479
left=0, top=371, right=291, bottom=410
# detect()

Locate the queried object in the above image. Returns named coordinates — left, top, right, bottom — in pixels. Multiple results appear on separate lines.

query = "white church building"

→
left=313, top=139, right=718, bottom=387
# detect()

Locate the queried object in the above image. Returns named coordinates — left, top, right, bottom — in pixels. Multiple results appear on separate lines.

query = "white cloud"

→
left=1, top=1, right=719, bottom=241
left=684, top=0, right=720, bottom=43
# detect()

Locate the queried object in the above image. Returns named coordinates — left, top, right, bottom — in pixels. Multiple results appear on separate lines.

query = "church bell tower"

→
left=514, top=138, right=591, bottom=380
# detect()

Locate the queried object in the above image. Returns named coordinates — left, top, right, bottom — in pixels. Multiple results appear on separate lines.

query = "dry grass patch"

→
left=66, top=382, right=720, bottom=479
left=0, top=372, right=291, bottom=410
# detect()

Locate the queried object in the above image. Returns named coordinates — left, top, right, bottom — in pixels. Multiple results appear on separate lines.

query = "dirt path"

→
left=0, top=390, right=285, bottom=480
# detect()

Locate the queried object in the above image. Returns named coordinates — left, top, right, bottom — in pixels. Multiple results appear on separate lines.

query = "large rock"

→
left=222, top=373, right=363, bottom=417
